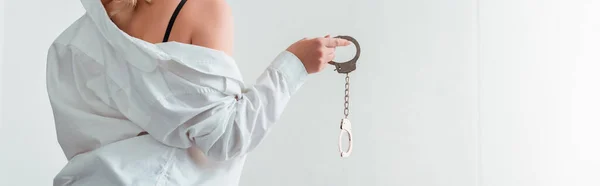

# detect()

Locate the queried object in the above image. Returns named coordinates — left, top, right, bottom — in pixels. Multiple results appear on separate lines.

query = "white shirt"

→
left=47, top=0, right=308, bottom=185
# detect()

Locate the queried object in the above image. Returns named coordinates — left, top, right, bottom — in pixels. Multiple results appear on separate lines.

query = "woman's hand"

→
left=287, top=35, right=351, bottom=74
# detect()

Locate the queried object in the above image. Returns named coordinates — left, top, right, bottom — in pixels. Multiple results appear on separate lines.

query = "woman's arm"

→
left=121, top=0, right=351, bottom=162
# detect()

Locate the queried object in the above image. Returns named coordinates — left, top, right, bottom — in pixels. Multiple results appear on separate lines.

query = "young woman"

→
left=47, top=0, right=349, bottom=185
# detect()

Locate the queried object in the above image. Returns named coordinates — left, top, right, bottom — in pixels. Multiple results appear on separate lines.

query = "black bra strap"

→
left=163, top=0, right=188, bottom=42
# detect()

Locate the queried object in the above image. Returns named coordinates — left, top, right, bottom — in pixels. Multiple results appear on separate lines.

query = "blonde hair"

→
left=106, top=0, right=153, bottom=17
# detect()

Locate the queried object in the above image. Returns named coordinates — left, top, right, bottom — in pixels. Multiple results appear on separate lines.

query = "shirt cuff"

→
left=269, top=50, right=309, bottom=94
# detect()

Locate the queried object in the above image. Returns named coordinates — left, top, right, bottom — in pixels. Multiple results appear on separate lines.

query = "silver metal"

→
left=344, top=73, right=350, bottom=118
left=338, top=118, right=353, bottom=157
left=338, top=60, right=353, bottom=157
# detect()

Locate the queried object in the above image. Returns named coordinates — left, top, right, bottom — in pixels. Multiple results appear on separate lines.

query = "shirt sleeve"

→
left=116, top=50, right=308, bottom=162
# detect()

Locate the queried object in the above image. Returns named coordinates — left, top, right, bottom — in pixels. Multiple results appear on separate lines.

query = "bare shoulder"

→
left=182, top=0, right=234, bottom=54
left=184, top=0, right=232, bottom=20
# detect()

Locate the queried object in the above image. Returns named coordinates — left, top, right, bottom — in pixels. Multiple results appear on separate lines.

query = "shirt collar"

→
left=80, top=0, right=161, bottom=72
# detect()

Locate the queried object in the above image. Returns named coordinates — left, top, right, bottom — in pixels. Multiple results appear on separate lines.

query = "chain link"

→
left=343, top=73, right=350, bottom=118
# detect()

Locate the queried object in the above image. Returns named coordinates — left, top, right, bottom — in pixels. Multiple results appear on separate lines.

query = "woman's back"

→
left=108, top=0, right=191, bottom=44
left=105, top=0, right=233, bottom=54
left=49, top=1, right=246, bottom=185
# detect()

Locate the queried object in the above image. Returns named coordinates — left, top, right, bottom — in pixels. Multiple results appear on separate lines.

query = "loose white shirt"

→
left=47, top=0, right=308, bottom=185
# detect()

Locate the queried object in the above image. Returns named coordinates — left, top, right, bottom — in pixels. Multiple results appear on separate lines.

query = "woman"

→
left=47, top=0, right=349, bottom=185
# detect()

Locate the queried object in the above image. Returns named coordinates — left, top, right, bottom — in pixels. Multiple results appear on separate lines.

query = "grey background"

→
left=1, top=0, right=599, bottom=186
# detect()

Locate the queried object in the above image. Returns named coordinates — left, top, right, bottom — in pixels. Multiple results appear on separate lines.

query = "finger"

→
left=323, top=47, right=335, bottom=55
left=326, top=53, right=336, bottom=62
left=324, top=38, right=351, bottom=48
left=322, top=48, right=335, bottom=62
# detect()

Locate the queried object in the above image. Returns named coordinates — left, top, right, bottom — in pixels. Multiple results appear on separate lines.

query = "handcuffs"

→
left=328, top=35, right=360, bottom=158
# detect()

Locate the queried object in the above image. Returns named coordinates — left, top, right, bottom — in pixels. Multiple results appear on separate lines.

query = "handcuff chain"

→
left=339, top=73, right=353, bottom=158
left=344, top=73, right=350, bottom=118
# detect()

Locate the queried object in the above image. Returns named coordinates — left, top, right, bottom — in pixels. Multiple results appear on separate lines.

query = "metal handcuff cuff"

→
left=328, top=35, right=360, bottom=158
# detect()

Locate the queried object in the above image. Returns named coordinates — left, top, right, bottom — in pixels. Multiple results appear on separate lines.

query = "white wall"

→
left=233, top=0, right=478, bottom=185
left=0, top=0, right=83, bottom=185
left=479, top=0, right=600, bottom=186
left=1, top=0, right=5, bottom=129
left=1, top=0, right=599, bottom=186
